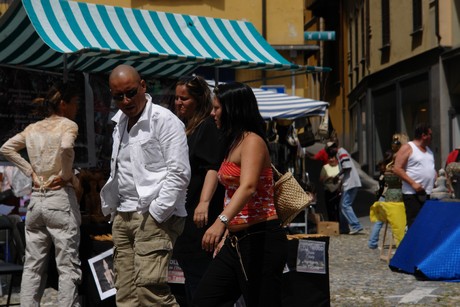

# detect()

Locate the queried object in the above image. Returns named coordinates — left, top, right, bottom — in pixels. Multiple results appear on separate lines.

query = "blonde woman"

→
left=0, top=83, right=81, bottom=306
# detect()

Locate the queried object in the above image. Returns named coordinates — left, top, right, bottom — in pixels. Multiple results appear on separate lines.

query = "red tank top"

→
left=217, top=161, right=277, bottom=226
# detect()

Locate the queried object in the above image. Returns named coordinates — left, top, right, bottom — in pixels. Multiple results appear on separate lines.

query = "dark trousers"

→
left=324, top=190, right=341, bottom=222
left=176, top=252, right=212, bottom=306
left=192, top=220, right=288, bottom=307
left=402, top=194, right=429, bottom=228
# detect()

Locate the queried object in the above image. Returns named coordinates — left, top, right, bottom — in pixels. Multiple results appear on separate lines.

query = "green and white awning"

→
left=0, top=0, right=331, bottom=77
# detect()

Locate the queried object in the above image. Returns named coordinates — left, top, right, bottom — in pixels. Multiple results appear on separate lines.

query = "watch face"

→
left=219, top=215, right=228, bottom=224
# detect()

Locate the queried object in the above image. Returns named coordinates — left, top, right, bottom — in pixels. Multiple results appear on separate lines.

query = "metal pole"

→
left=63, top=54, right=68, bottom=83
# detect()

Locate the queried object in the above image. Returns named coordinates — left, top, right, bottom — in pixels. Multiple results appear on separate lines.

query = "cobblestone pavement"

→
left=329, top=217, right=460, bottom=307
left=1, top=216, right=459, bottom=306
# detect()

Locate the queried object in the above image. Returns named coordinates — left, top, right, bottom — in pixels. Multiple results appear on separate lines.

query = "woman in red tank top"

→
left=193, top=82, right=288, bottom=307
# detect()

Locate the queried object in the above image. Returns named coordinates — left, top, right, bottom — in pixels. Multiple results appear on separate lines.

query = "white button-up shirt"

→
left=100, top=94, right=191, bottom=223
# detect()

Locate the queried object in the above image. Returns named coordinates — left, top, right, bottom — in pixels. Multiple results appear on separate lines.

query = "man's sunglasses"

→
left=112, top=86, right=139, bottom=102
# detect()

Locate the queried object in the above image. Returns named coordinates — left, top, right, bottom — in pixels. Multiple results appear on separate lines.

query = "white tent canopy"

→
left=252, top=88, right=328, bottom=120
left=207, top=81, right=329, bottom=120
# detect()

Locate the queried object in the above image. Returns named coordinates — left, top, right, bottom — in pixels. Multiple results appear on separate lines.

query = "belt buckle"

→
left=230, top=235, right=238, bottom=248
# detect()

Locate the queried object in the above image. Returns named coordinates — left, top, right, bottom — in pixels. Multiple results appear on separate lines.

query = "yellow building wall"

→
left=76, top=0, right=263, bottom=34
left=266, top=0, right=304, bottom=45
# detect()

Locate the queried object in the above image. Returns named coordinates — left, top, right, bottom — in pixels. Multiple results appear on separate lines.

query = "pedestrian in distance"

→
left=319, top=155, right=341, bottom=223
left=393, top=122, right=436, bottom=229
left=325, top=142, right=364, bottom=235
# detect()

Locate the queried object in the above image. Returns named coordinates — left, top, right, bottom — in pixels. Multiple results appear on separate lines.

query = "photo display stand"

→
left=88, top=249, right=116, bottom=300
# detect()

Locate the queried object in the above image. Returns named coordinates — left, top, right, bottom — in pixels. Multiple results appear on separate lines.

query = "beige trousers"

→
left=21, top=187, right=81, bottom=307
left=112, top=212, right=185, bottom=307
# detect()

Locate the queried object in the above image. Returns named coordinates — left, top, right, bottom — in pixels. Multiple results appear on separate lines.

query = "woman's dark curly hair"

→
left=213, top=82, right=267, bottom=154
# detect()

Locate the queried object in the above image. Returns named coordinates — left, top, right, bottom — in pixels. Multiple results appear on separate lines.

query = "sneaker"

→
left=349, top=228, right=363, bottom=235
left=368, top=244, right=378, bottom=249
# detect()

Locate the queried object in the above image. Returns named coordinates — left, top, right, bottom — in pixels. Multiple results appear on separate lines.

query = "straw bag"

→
left=272, top=165, right=314, bottom=226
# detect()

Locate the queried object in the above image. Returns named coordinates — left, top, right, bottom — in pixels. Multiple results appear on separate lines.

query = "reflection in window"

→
left=401, top=74, right=429, bottom=138
left=349, top=97, right=367, bottom=168
left=373, top=86, right=397, bottom=171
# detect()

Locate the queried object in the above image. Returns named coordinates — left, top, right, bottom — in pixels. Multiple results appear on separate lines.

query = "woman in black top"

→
left=172, top=75, right=226, bottom=305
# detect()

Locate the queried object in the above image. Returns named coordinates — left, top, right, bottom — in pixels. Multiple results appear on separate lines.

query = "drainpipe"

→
left=339, top=0, right=346, bottom=147
left=290, top=50, right=296, bottom=94
left=435, top=0, right=441, bottom=45
left=261, top=0, right=267, bottom=85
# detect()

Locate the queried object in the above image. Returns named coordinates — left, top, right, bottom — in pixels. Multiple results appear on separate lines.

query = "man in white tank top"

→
left=393, top=123, right=436, bottom=228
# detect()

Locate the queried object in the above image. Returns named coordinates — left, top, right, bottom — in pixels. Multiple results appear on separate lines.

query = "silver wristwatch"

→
left=218, top=214, right=228, bottom=226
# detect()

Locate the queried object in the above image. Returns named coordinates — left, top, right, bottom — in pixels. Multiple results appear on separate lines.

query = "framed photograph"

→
left=88, top=249, right=116, bottom=300
left=296, top=239, right=326, bottom=274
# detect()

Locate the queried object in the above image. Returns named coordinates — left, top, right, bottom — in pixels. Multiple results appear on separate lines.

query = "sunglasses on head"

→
left=179, top=75, right=198, bottom=84
left=112, top=86, right=139, bottom=102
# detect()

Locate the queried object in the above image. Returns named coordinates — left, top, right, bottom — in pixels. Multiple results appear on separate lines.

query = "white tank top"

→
left=401, top=141, right=436, bottom=195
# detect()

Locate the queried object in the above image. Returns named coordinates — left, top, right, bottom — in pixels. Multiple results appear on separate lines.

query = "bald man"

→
left=100, top=65, right=191, bottom=306
left=393, top=123, right=436, bottom=228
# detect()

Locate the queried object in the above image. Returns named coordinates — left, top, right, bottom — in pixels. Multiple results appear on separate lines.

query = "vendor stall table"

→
left=389, top=200, right=460, bottom=281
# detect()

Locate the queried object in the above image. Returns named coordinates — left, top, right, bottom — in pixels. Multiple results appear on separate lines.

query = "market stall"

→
left=0, top=0, right=330, bottom=168
left=0, top=0, right=330, bottom=78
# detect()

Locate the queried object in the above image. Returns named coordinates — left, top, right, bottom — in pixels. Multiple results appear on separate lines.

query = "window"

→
left=381, top=0, right=390, bottom=47
left=373, top=85, right=397, bottom=172
left=401, top=74, right=429, bottom=138
left=360, top=8, right=366, bottom=77
left=349, top=96, right=367, bottom=167
left=412, top=0, right=422, bottom=33
left=348, top=17, right=354, bottom=90
left=354, top=16, right=359, bottom=84
left=365, top=0, right=370, bottom=70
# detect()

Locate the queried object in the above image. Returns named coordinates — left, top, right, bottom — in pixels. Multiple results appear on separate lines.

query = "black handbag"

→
left=296, top=118, right=315, bottom=147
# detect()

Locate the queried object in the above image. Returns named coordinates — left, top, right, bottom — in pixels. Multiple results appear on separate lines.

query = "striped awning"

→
left=253, top=88, right=329, bottom=120
left=0, top=0, right=331, bottom=78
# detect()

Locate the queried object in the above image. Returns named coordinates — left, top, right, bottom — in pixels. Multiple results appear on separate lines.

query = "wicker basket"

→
left=272, top=165, right=314, bottom=226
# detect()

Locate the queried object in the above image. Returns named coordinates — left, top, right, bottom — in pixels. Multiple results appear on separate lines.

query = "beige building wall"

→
left=344, top=0, right=458, bottom=92
left=342, top=0, right=460, bottom=171
left=367, top=0, right=455, bottom=74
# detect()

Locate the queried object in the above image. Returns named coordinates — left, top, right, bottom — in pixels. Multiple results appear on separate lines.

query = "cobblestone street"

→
left=329, top=217, right=460, bottom=306
left=1, top=216, right=459, bottom=306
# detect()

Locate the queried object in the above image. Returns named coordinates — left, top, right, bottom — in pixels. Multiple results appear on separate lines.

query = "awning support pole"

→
left=214, top=67, right=219, bottom=87
left=63, top=54, right=68, bottom=83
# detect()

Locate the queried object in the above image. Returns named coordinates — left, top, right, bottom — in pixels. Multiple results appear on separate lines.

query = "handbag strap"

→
left=271, top=164, right=282, bottom=179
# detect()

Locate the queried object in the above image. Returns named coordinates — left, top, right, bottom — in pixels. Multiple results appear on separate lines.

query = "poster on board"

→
left=88, top=249, right=116, bottom=300
left=296, top=239, right=327, bottom=274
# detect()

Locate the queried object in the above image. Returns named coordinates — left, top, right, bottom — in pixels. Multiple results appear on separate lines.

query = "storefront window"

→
left=372, top=85, right=397, bottom=172
left=350, top=96, right=368, bottom=171
left=401, top=74, right=429, bottom=138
